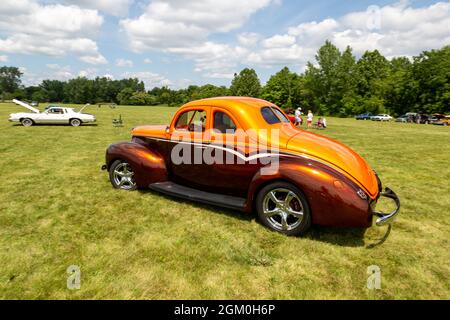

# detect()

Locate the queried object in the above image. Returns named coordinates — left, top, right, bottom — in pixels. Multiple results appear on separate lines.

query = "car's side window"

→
left=271, top=107, right=290, bottom=123
left=48, top=108, right=64, bottom=114
left=261, top=107, right=281, bottom=124
left=175, top=110, right=207, bottom=132
left=213, top=111, right=236, bottom=134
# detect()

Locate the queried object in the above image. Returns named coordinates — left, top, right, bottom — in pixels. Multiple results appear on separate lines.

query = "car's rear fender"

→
left=246, top=157, right=373, bottom=228
left=105, top=142, right=168, bottom=188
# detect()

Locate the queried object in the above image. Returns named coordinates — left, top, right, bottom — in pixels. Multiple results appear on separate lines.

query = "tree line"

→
left=1, top=41, right=448, bottom=116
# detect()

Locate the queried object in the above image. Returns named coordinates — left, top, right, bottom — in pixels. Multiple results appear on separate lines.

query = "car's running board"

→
left=148, top=181, right=246, bottom=211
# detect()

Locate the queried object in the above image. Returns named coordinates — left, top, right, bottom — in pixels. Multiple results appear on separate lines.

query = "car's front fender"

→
left=105, top=142, right=168, bottom=188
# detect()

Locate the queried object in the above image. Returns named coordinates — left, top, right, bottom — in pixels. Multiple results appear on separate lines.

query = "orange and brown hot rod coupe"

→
left=102, top=97, right=400, bottom=236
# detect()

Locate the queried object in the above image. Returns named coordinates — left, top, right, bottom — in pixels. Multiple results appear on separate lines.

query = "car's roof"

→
left=182, top=96, right=277, bottom=110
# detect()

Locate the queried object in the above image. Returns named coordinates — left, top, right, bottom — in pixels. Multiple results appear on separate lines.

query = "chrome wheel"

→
left=70, top=119, right=81, bottom=126
left=21, top=118, right=33, bottom=127
left=112, top=162, right=136, bottom=190
left=262, top=188, right=304, bottom=231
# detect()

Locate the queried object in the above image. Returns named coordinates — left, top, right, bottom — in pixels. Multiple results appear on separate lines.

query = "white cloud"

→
left=119, top=0, right=276, bottom=77
left=121, top=71, right=173, bottom=89
left=22, top=64, right=104, bottom=86
left=143, top=58, right=152, bottom=64
left=335, top=1, right=450, bottom=57
left=78, top=68, right=98, bottom=78
left=115, top=58, right=133, bottom=67
left=46, top=64, right=74, bottom=80
left=119, top=1, right=449, bottom=79
left=21, top=64, right=74, bottom=86
left=0, top=55, right=7, bottom=62
left=262, top=34, right=296, bottom=48
left=63, top=0, right=134, bottom=17
left=237, top=32, right=263, bottom=47
left=245, top=1, right=450, bottom=68
left=169, top=42, right=249, bottom=79
left=0, top=0, right=106, bottom=64
left=121, top=0, right=274, bottom=51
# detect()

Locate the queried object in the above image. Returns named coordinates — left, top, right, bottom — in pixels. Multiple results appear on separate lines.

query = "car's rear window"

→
left=261, top=107, right=281, bottom=124
left=272, top=107, right=290, bottom=123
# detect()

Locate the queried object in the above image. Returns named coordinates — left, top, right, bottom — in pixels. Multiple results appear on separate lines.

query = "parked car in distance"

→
left=416, top=114, right=432, bottom=124
left=395, top=115, right=409, bottom=123
left=429, top=114, right=446, bottom=124
left=371, top=114, right=393, bottom=121
left=102, top=97, right=399, bottom=236
left=432, top=115, right=450, bottom=126
left=355, top=112, right=373, bottom=120
left=9, top=99, right=96, bottom=127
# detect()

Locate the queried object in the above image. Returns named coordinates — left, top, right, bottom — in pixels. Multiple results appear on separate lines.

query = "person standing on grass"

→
left=307, top=110, right=313, bottom=128
left=322, top=117, right=327, bottom=128
left=294, top=107, right=302, bottom=126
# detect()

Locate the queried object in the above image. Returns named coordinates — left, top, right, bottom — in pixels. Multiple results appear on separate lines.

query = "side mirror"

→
left=165, top=126, right=170, bottom=134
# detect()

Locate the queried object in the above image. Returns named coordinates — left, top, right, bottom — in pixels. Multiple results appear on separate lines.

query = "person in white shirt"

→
left=294, top=107, right=302, bottom=126
left=307, top=110, right=313, bottom=128
left=322, top=117, right=327, bottom=128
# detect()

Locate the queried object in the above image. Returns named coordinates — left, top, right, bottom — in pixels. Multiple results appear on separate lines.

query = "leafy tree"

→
left=116, top=87, right=135, bottom=105
left=23, top=86, right=44, bottom=101
left=128, top=91, right=154, bottom=105
left=261, top=67, right=302, bottom=110
left=230, top=68, right=261, bottom=97
left=303, top=41, right=357, bottom=115
left=411, top=46, right=450, bottom=114
left=0, top=66, right=23, bottom=99
left=63, top=77, right=94, bottom=104
left=355, top=50, right=391, bottom=113
left=40, top=80, right=65, bottom=102
left=31, top=90, right=47, bottom=102
left=384, top=57, right=416, bottom=116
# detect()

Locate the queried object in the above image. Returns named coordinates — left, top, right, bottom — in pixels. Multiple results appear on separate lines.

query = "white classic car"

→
left=9, top=99, right=96, bottom=126
left=371, top=114, right=393, bottom=121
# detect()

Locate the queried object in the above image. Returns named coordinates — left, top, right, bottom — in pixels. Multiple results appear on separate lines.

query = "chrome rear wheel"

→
left=256, top=182, right=311, bottom=236
left=262, top=188, right=303, bottom=231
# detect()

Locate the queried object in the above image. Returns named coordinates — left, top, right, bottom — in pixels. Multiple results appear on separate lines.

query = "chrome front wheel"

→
left=109, top=160, right=137, bottom=190
left=256, top=182, right=311, bottom=236
left=21, top=118, right=33, bottom=127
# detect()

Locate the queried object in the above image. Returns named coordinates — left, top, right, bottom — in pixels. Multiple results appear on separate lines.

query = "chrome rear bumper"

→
left=373, top=187, right=400, bottom=226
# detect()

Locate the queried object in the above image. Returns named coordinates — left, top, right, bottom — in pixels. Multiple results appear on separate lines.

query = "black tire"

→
left=21, top=118, right=33, bottom=127
left=109, top=160, right=137, bottom=191
left=70, top=118, right=82, bottom=127
left=256, top=181, right=311, bottom=236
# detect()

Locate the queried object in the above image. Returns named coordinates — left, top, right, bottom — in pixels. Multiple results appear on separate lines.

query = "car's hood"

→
left=12, top=99, right=40, bottom=113
left=283, top=128, right=379, bottom=198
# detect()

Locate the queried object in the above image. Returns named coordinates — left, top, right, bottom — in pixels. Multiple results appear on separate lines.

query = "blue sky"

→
left=0, top=0, right=448, bottom=89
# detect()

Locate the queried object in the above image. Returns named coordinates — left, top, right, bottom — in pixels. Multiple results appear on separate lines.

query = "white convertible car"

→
left=9, top=99, right=96, bottom=127
left=371, top=114, right=393, bottom=121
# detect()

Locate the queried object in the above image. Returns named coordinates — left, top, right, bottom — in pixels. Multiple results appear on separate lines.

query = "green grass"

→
left=0, top=102, right=449, bottom=299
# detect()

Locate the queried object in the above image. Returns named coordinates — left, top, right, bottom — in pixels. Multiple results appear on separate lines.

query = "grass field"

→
left=0, top=102, right=449, bottom=299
